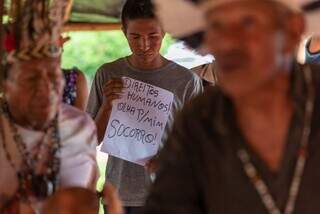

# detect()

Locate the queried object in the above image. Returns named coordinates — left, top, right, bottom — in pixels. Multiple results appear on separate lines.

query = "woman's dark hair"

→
left=121, top=0, right=156, bottom=30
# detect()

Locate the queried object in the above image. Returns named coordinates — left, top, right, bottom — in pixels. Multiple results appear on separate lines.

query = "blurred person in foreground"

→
left=0, top=0, right=98, bottom=212
left=137, top=0, right=320, bottom=213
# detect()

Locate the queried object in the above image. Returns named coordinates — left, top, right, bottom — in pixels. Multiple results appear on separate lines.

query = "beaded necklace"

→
left=0, top=102, right=61, bottom=204
left=237, top=66, right=314, bottom=214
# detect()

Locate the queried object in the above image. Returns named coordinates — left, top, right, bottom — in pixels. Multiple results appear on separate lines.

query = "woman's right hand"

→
left=95, top=78, right=125, bottom=142
left=102, top=78, right=124, bottom=110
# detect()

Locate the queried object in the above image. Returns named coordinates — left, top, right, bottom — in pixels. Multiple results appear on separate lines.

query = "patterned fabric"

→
left=62, top=68, right=79, bottom=106
left=6, top=0, right=68, bottom=63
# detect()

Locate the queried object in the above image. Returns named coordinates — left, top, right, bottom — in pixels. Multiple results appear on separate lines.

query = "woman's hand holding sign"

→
left=103, top=79, right=125, bottom=109
left=95, top=78, right=124, bottom=142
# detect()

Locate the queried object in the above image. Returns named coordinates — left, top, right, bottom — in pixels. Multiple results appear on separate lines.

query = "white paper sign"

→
left=101, top=77, right=174, bottom=166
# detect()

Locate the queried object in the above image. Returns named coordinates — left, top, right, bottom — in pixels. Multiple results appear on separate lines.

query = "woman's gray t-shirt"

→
left=86, top=57, right=203, bottom=206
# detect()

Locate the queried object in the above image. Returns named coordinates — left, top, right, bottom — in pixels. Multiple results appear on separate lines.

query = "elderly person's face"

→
left=204, top=1, right=304, bottom=98
left=4, top=57, right=64, bottom=130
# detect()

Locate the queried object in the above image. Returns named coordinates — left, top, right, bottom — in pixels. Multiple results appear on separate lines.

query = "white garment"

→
left=0, top=104, right=98, bottom=209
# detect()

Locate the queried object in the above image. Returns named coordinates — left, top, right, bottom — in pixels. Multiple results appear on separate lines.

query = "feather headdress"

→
left=5, top=0, right=68, bottom=62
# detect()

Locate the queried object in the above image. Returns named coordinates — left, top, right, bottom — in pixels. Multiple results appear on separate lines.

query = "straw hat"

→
left=153, top=0, right=320, bottom=49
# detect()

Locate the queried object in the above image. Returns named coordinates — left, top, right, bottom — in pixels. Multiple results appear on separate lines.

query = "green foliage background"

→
left=62, top=31, right=174, bottom=81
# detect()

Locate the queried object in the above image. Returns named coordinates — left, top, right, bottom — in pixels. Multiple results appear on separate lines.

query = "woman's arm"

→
left=74, top=71, right=89, bottom=111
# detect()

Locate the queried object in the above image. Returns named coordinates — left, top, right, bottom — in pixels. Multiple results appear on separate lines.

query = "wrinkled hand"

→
left=102, top=79, right=124, bottom=109
left=103, top=183, right=123, bottom=214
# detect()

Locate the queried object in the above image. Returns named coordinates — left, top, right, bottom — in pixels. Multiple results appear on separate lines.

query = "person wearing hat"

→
left=133, top=0, right=320, bottom=213
left=0, top=0, right=98, bottom=212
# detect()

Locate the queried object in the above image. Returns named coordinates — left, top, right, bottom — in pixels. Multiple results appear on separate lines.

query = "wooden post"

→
left=64, top=0, right=74, bottom=22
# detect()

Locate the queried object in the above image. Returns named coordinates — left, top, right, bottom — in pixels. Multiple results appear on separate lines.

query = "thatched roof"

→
left=64, top=0, right=125, bottom=31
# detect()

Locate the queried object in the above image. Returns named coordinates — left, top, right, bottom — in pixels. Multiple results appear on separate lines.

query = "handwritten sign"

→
left=101, top=77, right=174, bottom=166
